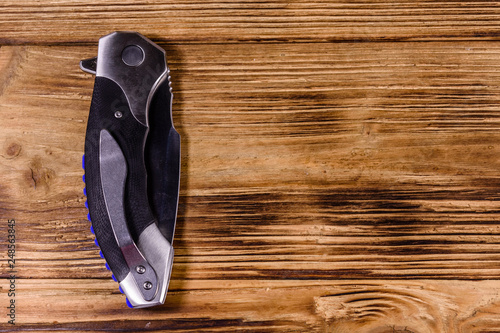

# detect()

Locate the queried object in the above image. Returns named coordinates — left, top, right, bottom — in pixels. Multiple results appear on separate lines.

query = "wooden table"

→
left=2, top=1, right=500, bottom=332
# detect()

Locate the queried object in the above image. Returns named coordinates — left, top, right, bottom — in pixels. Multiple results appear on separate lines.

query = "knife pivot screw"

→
left=114, top=111, right=123, bottom=119
left=136, top=265, right=146, bottom=274
left=143, top=281, right=153, bottom=290
left=121, top=45, right=144, bottom=67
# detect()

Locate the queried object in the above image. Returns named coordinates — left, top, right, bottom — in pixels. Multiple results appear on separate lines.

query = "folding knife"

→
left=80, top=31, right=180, bottom=308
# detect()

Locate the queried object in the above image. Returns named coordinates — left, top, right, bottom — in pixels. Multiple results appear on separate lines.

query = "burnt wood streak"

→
left=2, top=2, right=500, bottom=332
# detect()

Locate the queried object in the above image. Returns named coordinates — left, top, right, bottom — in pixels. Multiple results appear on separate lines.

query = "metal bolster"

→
left=99, top=129, right=158, bottom=301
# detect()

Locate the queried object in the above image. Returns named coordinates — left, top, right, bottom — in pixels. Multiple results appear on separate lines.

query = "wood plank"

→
left=3, top=42, right=500, bottom=330
left=2, top=43, right=500, bottom=278
left=2, top=1, right=500, bottom=44
left=1, top=279, right=500, bottom=331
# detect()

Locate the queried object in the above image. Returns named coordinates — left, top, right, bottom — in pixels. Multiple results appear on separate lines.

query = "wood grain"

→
left=2, top=1, right=500, bottom=44
left=1, top=42, right=500, bottom=331
left=1, top=279, right=500, bottom=332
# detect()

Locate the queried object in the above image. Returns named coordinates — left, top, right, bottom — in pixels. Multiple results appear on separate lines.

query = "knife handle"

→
left=82, top=31, right=178, bottom=308
left=84, top=76, right=156, bottom=281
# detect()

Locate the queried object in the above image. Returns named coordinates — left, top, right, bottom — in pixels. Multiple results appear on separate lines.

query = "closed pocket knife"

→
left=80, top=32, right=180, bottom=308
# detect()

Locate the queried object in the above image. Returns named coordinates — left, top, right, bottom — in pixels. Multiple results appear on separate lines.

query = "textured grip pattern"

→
left=84, top=77, right=156, bottom=282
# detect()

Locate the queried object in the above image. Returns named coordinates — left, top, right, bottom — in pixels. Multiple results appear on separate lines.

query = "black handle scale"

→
left=85, top=77, right=159, bottom=281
